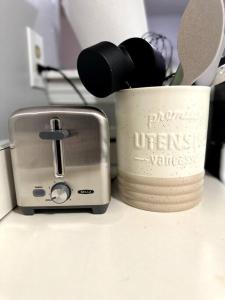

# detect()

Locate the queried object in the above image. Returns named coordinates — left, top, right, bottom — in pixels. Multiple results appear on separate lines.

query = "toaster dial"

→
left=51, top=183, right=71, bottom=204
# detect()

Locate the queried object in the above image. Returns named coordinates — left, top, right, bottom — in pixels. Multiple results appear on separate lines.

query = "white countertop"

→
left=0, top=176, right=225, bottom=300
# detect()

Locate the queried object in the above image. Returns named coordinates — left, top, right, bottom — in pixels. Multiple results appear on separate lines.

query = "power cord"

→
left=37, top=64, right=88, bottom=105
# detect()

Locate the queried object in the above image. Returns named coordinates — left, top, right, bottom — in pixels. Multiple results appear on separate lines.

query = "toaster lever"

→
left=39, top=130, right=70, bottom=140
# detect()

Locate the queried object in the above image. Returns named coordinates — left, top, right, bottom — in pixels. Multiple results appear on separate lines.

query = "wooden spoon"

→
left=171, top=0, right=225, bottom=86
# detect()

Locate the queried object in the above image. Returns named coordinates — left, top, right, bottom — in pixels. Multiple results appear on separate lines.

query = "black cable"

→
left=37, top=64, right=88, bottom=105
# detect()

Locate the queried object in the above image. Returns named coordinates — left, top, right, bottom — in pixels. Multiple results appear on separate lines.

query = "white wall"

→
left=145, top=0, right=189, bottom=70
left=0, top=0, right=60, bottom=140
left=145, top=0, right=188, bottom=15
left=59, top=6, right=82, bottom=69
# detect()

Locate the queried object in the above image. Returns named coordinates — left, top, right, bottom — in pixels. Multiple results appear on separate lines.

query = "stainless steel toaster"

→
left=9, top=106, right=110, bottom=215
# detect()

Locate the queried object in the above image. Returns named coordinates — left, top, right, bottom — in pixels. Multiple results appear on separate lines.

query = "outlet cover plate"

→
left=26, top=27, right=45, bottom=89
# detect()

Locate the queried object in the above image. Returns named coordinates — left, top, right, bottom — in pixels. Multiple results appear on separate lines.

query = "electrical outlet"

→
left=26, top=27, right=45, bottom=89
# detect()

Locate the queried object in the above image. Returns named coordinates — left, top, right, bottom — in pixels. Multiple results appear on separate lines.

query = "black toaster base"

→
left=18, top=204, right=109, bottom=215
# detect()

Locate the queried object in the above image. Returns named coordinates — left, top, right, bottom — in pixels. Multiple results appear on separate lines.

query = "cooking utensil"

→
left=171, top=0, right=225, bottom=86
left=212, top=63, right=225, bottom=86
left=77, top=38, right=166, bottom=98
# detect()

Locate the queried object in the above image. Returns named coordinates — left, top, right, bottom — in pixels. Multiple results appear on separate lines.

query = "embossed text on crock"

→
left=148, top=111, right=199, bottom=128
left=134, top=132, right=204, bottom=151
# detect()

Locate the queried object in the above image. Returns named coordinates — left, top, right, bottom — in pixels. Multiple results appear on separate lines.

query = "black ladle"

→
left=77, top=37, right=166, bottom=98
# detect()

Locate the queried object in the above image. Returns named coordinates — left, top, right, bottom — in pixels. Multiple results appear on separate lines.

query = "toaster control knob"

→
left=51, top=183, right=71, bottom=204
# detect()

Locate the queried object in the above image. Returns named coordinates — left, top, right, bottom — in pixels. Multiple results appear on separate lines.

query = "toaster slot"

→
left=51, top=118, right=64, bottom=177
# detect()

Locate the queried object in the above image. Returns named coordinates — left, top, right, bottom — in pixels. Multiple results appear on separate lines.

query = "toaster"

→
left=9, top=106, right=111, bottom=215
